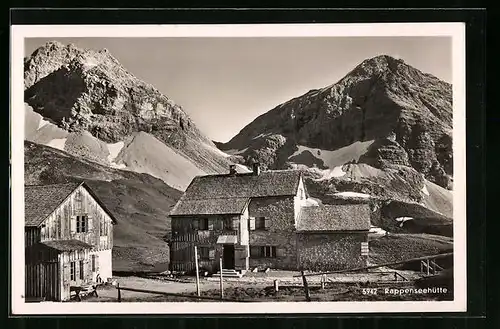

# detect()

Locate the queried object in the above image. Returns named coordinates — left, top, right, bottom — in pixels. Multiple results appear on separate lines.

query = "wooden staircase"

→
left=215, top=269, right=244, bottom=278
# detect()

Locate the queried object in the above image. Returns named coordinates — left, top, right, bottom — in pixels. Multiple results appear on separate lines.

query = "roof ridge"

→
left=25, top=181, right=83, bottom=187
left=195, top=169, right=301, bottom=178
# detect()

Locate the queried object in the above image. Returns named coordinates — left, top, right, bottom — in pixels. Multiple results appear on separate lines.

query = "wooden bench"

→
left=70, top=283, right=98, bottom=301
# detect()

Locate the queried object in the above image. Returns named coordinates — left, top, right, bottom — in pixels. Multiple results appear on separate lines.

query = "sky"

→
left=25, top=37, right=452, bottom=143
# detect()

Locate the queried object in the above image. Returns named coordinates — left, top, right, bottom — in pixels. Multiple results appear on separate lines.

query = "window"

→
left=100, top=220, right=108, bottom=236
left=224, top=218, right=234, bottom=231
left=70, top=262, right=76, bottom=281
left=250, top=246, right=277, bottom=258
left=299, top=188, right=304, bottom=200
left=76, top=215, right=88, bottom=233
left=255, top=217, right=266, bottom=230
left=198, top=218, right=209, bottom=230
left=91, top=255, right=96, bottom=272
left=79, top=260, right=84, bottom=280
left=198, top=247, right=210, bottom=260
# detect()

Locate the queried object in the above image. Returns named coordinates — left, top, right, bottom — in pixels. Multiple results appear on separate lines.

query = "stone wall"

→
left=297, top=232, right=368, bottom=271
left=248, top=196, right=298, bottom=270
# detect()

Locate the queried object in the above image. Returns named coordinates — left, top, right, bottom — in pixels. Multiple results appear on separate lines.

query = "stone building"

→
left=169, top=163, right=371, bottom=275
left=296, top=204, right=371, bottom=271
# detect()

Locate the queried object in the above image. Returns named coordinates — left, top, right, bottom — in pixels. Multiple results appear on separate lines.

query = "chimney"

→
left=252, top=162, right=261, bottom=176
left=229, top=165, right=237, bottom=175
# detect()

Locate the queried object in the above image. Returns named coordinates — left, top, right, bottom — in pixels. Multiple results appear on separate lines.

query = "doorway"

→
left=222, top=245, right=235, bottom=269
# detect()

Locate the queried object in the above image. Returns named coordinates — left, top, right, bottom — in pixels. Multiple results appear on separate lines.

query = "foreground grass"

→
left=84, top=281, right=453, bottom=303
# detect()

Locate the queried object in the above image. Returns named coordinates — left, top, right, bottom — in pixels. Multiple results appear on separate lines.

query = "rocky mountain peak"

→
left=24, top=42, right=210, bottom=147
left=349, top=54, right=405, bottom=76
left=24, top=41, right=235, bottom=182
left=219, top=55, right=453, bottom=190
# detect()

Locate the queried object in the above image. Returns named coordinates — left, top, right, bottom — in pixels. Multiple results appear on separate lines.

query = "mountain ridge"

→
left=219, top=54, right=453, bottom=190
left=24, top=41, right=237, bottom=189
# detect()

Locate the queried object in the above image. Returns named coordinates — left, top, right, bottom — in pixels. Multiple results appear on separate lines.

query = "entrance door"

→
left=222, top=245, right=235, bottom=269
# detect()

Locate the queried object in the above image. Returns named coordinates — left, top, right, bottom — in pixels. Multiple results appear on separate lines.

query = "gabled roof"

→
left=25, top=181, right=118, bottom=227
left=170, top=197, right=250, bottom=216
left=297, top=204, right=371, bottom=232
left=170, top=170, right=303, bottom=216
left=40, top=239, right=93, bottom=252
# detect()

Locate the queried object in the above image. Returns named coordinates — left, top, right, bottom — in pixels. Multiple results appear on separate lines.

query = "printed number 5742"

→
left=362, top=288, right=377, bottom=295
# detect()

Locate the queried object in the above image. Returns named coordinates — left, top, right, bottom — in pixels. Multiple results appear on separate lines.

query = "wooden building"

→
left=24, top=181, right=116, bottom=301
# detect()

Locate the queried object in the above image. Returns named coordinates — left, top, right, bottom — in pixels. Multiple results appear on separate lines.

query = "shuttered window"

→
left=76, top=215, right=88, bottom=233
left=70, top=262, right=76, bottom=281
left=255, top=217, right=267, bottom=230
left=91, top=255, right=96, bottom=272
left=100, top=220, right=108, bottom=236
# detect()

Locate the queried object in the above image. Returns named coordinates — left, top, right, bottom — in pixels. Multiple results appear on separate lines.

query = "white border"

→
left=11, top=23, right=466, bottom=315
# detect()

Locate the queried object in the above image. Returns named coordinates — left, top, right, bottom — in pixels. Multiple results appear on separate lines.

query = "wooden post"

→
left=321, top=274, right=326, bottom=289
left=194, top=246, right=201, bottom=297
left=301, top=270, right=311, bottom=302
left=274, top=279, right=279, bottom=292
left=117, top=283, right=121, bottom=302
left=420, top=261, right=423, bottom=273
left=426, top=259, right=430, bottom=275
left=219, top=257, right=224, bottom=299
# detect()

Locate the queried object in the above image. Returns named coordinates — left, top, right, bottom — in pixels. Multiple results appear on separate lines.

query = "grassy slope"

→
left=369, top=233, right=453, bottom=269
left=24, top=141, right=182, bottom=272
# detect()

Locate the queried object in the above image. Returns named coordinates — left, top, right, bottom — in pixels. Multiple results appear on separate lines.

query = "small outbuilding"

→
left=296, top=204, right=371, bottom=271
left=24, top=181, right=117, bottom=301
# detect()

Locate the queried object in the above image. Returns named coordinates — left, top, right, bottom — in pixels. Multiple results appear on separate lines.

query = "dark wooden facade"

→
left=25, top=243, right=60, bottom=301
left=170, top=213, right=249, bottom=273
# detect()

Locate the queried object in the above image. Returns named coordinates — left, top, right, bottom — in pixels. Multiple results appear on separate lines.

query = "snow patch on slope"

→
left=202, top=142, right=231, bottom=158
left=314, top=166, right=346, bottom=181
left=107, top=141, right=125, bottom=162
left=289, top=140, right=375, bottom=168
left=46, top=138, right=67, bottom=150
left=305, top=198, right=320, bottom=207
left=369, top=226, right=387, bottom=237
left=115, top=132, right=206, bottom=190
left=334, top=191, right=371, bottom=198
left=236, top=164, right=252, bottom=173
left=422, top=183, right=430, bottom=196
left=224, top=147, right=248, bottom=156
left=421, top=179, right=453, bottom=218
left=395, top=216, right=413, bottom=227
left=37, top=118, right=50, bottom=130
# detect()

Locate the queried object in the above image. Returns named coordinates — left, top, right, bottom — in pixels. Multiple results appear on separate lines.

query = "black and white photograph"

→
left=11, top=23, right=466, bottom=314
